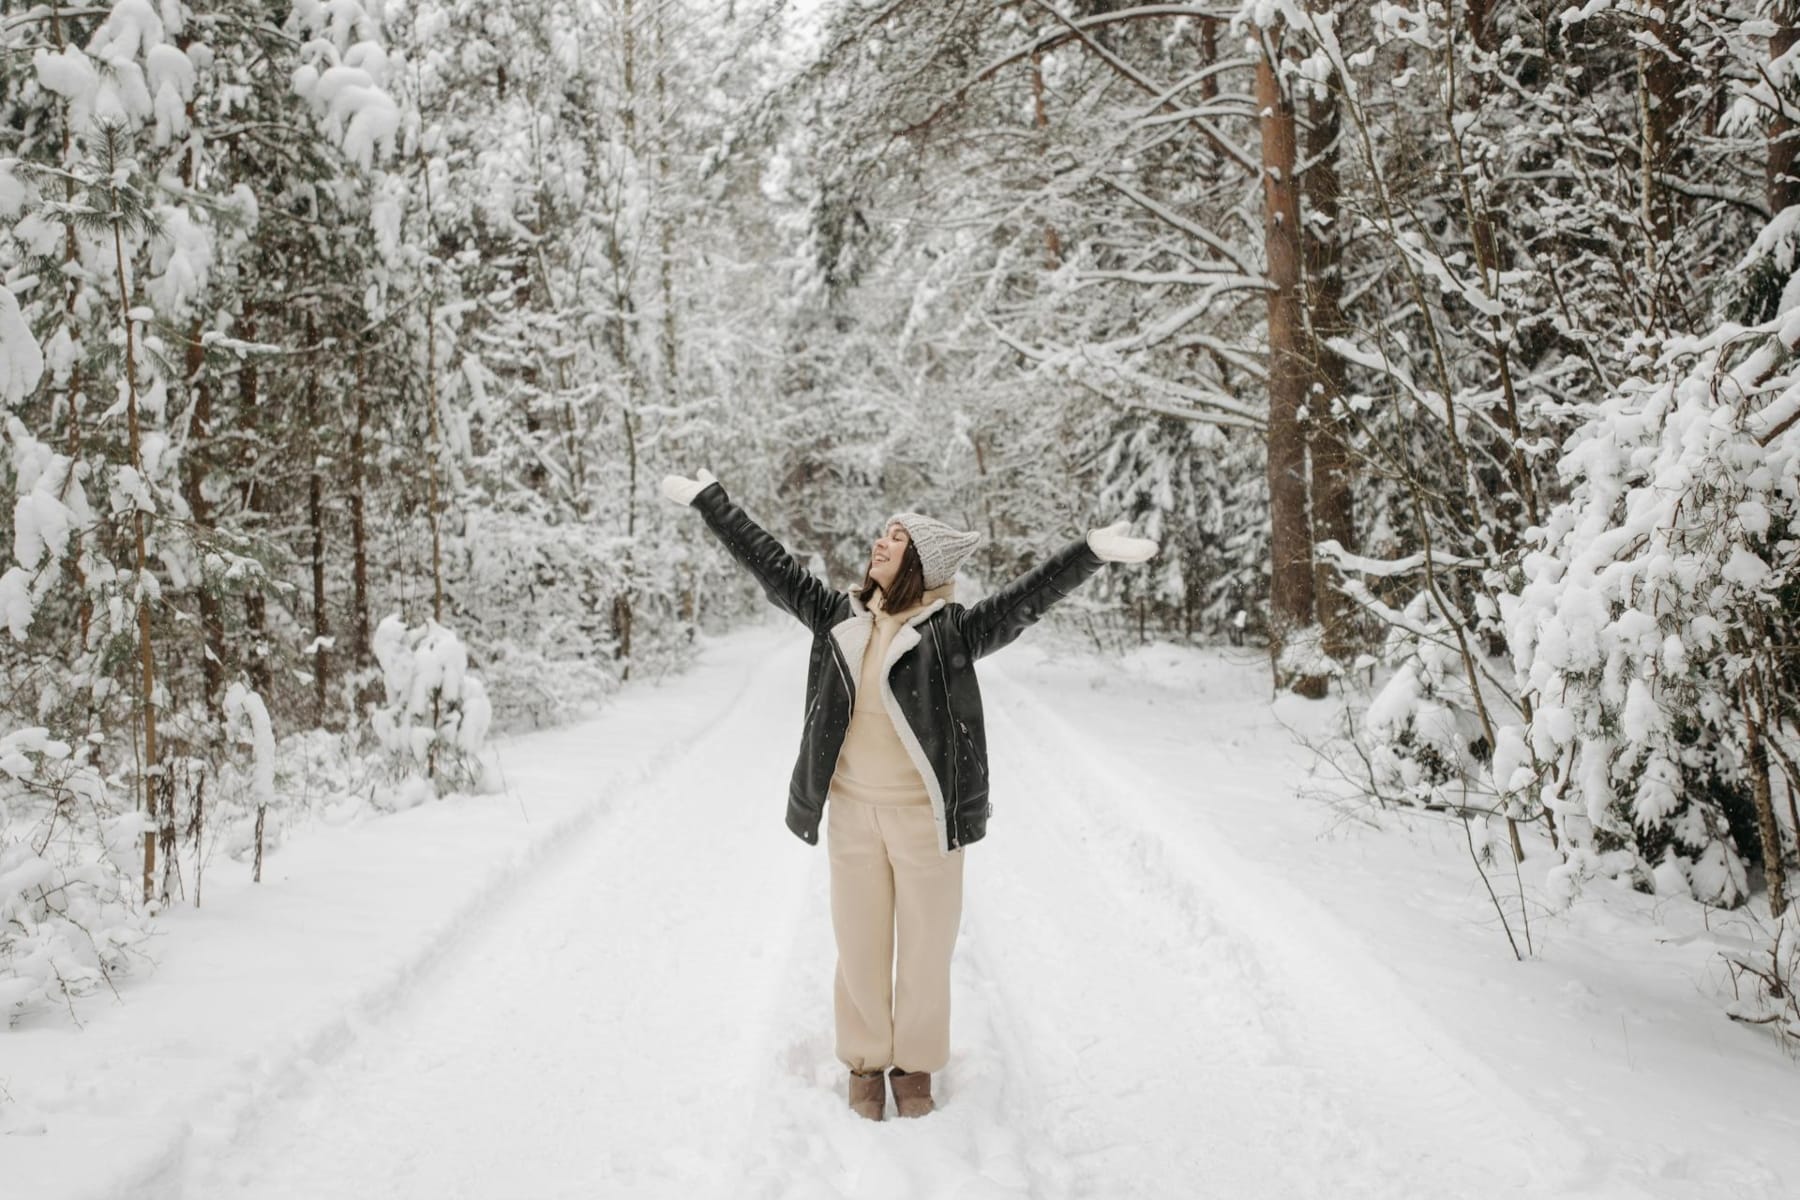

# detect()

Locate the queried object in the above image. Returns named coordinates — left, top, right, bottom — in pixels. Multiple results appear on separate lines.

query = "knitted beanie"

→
left=889, top=512, right=981, bottom=589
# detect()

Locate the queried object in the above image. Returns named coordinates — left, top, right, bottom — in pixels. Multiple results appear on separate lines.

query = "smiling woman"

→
left=658, top=467, right=1158, bottom=1121
left=861, top=522, right=924, bottom=611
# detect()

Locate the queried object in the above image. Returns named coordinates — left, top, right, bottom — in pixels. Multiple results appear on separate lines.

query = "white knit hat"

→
left=889, top=512, right=981, bottom=589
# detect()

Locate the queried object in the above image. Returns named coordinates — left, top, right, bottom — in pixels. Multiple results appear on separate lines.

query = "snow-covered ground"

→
left=4, top=624, right=1797, bottom=1199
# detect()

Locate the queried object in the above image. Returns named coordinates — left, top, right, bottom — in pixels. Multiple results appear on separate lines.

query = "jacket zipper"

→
left=830, top=640, right=853, bottom=697
left=930, top=621, right=959, bottom=846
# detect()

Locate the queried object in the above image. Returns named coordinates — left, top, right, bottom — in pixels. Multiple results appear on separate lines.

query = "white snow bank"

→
left=993, top=637, right=1800, bottom=1198
left=0, top=630, right=783, bottom=1200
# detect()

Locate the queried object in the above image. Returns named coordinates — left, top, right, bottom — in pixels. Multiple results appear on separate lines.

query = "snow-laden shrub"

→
left=0, top=728, right=148, bottom=1022
left=369, top=615, right=491, bottom=795
left=1344, top=313, right=1799, bottom=914
left=222, top=682, right=276, bottom=878
left=1340, top=575, right=1527, bottom=815
left=1361, top=596, right=1490, bottom=805
left=0, top=416, right=92, bottom=643
left=1505, top=317, right=1800, bottom=908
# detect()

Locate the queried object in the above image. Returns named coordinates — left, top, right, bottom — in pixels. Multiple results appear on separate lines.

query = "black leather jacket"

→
left=692, top=482, right=1105, bottom=853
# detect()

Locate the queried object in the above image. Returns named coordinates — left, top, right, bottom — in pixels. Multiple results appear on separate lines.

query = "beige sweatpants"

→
left=827, top=795, right=966, bottom=1075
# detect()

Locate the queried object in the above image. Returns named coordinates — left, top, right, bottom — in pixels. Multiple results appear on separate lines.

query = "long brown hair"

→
left=857, top=539, right=926, bottom=611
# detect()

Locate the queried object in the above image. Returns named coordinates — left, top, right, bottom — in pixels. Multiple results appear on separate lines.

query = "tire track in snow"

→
left=142, top=632, right=788, bottom=1200
left=186, top=631, right=828, bottom=1200
left=976, top=659, right=1640, bottom=1199
left=972, top=682, right=1385, bottom=1199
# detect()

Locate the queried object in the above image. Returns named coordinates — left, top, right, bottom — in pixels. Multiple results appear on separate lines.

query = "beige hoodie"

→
left=829, top=582, right=955, bottom=807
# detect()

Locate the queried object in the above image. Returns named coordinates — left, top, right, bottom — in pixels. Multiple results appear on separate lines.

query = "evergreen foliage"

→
left=2, top=0, right=1797, bottom=1034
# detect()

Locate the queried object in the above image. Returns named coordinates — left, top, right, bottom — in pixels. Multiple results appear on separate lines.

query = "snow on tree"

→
left=1506, top=314, right=1800, bottom=909
left=0, top=728, right=148, bottom=1020
left=0, top=0, right=1791, bottom=1048
left=0, top=286, right=42, bottom=407
left=222, top=681, right=276, bottom=881
left=370, top=614, right=490, bottom=795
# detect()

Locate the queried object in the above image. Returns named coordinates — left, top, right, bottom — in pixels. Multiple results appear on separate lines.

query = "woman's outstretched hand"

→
left=659, top=468, right=718, bottom=507
left=1087, top=521, right=1159, bottom=563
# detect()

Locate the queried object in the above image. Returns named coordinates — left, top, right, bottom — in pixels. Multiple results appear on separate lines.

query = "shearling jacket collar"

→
left=867, top=581, right=957, bottom=620
left=828, top=583, right=954, bottom=703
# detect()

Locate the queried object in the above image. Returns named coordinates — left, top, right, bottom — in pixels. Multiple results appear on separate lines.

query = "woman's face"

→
left=868, top=522, right=910, bottom=591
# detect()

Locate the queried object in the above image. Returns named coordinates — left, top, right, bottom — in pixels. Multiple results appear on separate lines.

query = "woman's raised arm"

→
left=958, top=522, right=1159, bottom=660
left=662, top=471, right=849, bottom=635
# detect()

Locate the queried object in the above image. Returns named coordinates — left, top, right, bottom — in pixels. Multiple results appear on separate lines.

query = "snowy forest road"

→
left=188, top=629, right=1639, bottom=1200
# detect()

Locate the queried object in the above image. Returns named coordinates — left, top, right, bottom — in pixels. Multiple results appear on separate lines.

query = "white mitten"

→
left=1087, top=521, right=1159, bottom=563
left=659, top=468, right=718, bottom=507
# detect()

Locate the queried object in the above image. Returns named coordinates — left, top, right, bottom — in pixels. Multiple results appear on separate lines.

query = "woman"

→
left=660, top=469, right=1157, bottom=1120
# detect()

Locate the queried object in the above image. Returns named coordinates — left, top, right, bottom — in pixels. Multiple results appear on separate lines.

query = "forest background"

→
left=3, top=0, right=1800, bottom=1039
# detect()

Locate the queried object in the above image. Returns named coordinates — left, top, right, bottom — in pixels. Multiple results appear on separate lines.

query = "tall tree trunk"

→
left=613, top=409, right=638, bottom=677
left=1772, top=6, right=1800, bottom=215
left=1199, top=18, right=1220, bottom=102
left=1463, top=0, right=1495, bottom=52
left=306, top=313, right=331, bottom=724
left=174, top=0, right=223, bottom=716
left=422, top=284, right=445, bottom=779
left=1303, top=20, right=1354, bottom=666
left=422, top=155, right=446, bottom=627
left=1257, top=29, right=1323, bottom=697
left=622, top=0, right=638, bottom=147
left=49, top=4, right=94, bottom=651
left=655, top=1, right=679, bottom=390
left=109, top=191, right=162, bottom=902
left=182, top=317, right=226, bottom=707
left=1031, top=50, right=1063, bottom=267
left=237, top=312, right=273, bottom=697
left=610, top=0, right=643, bottom=679
left=1742, top=668, right=1789, bottom=920
left=426, top=311, right=445, bottom=626
left=1639, top=8, right=1684, bottom=330
left=350, top=351, right=372, bottom=671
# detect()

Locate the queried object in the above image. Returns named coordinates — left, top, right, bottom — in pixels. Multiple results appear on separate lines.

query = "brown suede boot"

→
left=848, top=1070, right=886, bottom=1121
left=889, top=1068, right=933, bottom=1118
